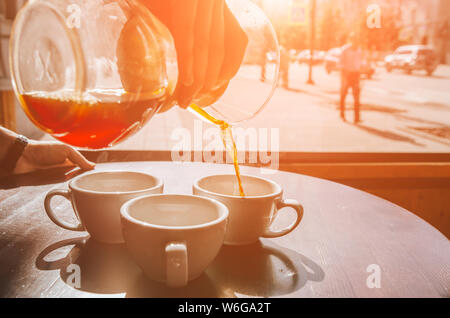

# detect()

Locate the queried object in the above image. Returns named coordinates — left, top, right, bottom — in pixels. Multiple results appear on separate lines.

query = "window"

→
left=108, top=1, right=450, bottom=156
left=6, top=0, right=450, bottom=157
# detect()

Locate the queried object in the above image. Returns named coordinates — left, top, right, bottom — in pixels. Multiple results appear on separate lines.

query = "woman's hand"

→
left=140, top=0, right=248, bottom=109
left=14, top=140, right=95, bottom=175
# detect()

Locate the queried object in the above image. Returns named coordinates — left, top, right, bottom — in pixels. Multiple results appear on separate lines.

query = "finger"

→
left=200, top=0, right=225, bottom=93
left=65, top=146, right=95, bottom=171
left=177, top=0, right=216, bottom=108
left=177, top=83, right=195, bottom=108
left=189, top=0, right=215, bottom=100
left=170, top=0, right=197, bottom=88
left=140, top=0, right=171, bottom=26
left=195, top=81, right=229, bottom=107
left=218, top=3, right=248, bottom=84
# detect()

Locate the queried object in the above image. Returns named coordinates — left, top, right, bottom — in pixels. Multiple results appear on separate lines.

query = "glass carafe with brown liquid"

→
left=10, top=0, right=179, bottom=149
left=10, top=0, right=279, bottom=195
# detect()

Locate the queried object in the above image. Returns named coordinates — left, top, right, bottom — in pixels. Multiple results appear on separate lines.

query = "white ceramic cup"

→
left=193, top=174, right=304, bottom=245
left=44, top=171, right=163, bottom=244
left=120, top=194, right=228, bottom=288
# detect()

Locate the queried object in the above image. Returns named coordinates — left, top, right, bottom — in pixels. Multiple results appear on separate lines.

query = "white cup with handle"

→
left=193, top=174, right=304, bottom=246
left=120, top=194, right=228, bottom=288
left=44, top=170, right=164, bottom=244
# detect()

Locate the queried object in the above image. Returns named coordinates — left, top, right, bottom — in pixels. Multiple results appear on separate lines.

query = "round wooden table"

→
left=0, top=162, right=449, bottom=298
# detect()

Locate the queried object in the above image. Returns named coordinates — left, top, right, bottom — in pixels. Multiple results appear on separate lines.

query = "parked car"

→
left=324, top=47, right=342, bottom=74
left=296, top=50, right=324, bottom=65
left=324, top=47, right=375, bottom=79
left=384, top=45, right=439, bottom=76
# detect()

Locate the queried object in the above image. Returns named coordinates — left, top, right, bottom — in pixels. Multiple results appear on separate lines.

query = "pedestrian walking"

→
left=260, top=49, right=267, bottom=82
left=279, top=46, right=291, bottom=89
left=340, top=33, right=362, bottom=123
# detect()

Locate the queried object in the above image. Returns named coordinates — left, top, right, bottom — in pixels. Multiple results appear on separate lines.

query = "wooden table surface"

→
left=0, top=161, right=449, bottom=298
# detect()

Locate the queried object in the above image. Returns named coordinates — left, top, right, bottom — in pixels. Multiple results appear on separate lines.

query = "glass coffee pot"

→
left=10, top=0, right=279, bottom=149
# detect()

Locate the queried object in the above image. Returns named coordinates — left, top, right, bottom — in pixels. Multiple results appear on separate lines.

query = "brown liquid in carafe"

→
left=190, top=104, right=245, bottom=197
left=19, top=90, right=164, bottom=149
left=19, top=90, right=245, bottom=196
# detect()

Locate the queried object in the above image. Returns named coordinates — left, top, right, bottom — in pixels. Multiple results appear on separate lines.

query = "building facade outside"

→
left=254, top=0, right=450, bottom=63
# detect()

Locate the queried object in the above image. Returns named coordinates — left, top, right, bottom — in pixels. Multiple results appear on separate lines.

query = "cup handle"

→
left=165, top=242, right=188, bottom=288
left=262, top=199, right=304, bottom=238
left=44, top=189, right=85, bottom=231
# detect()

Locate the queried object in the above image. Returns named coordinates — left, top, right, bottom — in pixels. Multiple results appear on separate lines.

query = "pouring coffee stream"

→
left=189, top=104, right=245, bottom=197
